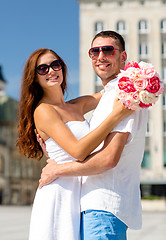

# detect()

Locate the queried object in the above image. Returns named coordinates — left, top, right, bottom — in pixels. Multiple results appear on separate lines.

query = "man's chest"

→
left=90, top=89, right=116, bottom=131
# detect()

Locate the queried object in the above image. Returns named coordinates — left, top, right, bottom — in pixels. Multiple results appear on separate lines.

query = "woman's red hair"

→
left=17, top=48, right=67, bottom=160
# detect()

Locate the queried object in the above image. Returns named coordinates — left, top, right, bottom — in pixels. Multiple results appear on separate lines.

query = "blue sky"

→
left=0, top=0, right=80, bottom=101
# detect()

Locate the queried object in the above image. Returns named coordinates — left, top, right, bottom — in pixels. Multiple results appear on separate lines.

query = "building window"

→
left=162, top=42, right=166, bottom=58
left=146, top=120, right=152, bottom=136
left=163, top=92, right=166, bottom=107
left=164, top=122, right=166, bottom=135
left=118, top=1, right=123, bottom=6
left=164, top=150, right=166, bottom=167
left=139, top=20, right=148, bottom=33
left=139, top=42, right=148, bottom=58
left=141, top=151, right=151, bottom=169
left=116, top=21, right=126, bottom=34
left=11, top=189, right=20, bottom=205
left=95, top=21, right=103, bottom=34
left=161, top=19, right=166, bottom=33
left=11, top=159, right=21, bottom=177
left=162, top=67, right=166, bottom=83
left=0, top=155, right=4, bottom=174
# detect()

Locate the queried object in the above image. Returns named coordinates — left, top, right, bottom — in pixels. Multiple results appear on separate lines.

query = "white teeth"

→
left=99, top=65, right=107, bottom=68
left=49, top=77, right=58, bottom=80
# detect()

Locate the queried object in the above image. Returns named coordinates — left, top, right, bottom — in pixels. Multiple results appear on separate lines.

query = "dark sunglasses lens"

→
left=102, top=46, right=115, bottom=56
left=89, top=47, right=100, bottom=58
left=36, top=65, right=49, bottom=75
left=51, top=60, right=62, bottom=71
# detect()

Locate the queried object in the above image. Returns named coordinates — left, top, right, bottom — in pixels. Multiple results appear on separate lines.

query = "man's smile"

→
left=97, top=63, right=111, bottom=70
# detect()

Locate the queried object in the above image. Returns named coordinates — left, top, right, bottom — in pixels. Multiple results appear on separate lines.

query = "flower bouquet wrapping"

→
left=116, top=61, right=164, bottom=110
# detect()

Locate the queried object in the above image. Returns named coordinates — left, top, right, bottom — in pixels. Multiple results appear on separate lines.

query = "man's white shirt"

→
left=81, top=78, right=148, bottom=229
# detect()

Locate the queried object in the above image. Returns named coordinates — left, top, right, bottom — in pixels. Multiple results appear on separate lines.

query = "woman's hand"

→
left=112, top=97, right=134, bottom=119
left=34, top=129, right=48, bottom=157
left=39, top=159, right=58, bottom=188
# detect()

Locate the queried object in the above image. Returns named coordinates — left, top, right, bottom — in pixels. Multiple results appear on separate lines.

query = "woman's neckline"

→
left=45, top=119, right=88, bottom=143
left=64, top=119, right=87, bottom=125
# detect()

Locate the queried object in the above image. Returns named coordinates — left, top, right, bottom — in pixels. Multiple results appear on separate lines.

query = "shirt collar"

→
left=104, top=77, right=118, bottom=92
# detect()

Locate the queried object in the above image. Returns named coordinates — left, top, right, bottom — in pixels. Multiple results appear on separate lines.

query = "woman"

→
left=17, top=48, right=132, bottom=240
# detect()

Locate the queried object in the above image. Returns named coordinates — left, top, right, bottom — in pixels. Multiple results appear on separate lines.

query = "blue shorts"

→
left=81, top=210, right=128, bottom=240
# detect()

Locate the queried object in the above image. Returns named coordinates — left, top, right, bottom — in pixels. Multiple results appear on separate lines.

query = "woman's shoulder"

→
left=35, top=102, right=51, bottom=113
left=34, top=102, right=59, bottom=119
left=68, top=93, right=102, bottom=114
left=67, top=95, right=95, bottom=105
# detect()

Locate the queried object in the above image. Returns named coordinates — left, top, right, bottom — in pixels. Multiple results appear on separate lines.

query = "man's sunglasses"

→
left=88, top=45, right=121, bottom=59
left=36, top=60, right=62, bottom=75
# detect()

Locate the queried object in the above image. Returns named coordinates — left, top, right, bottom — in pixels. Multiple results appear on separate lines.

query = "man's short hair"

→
left=92, top=30, right=125, bottom=51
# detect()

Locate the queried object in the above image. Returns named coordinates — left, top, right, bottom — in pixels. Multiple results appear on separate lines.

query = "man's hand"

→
left=34, top=129, right=48, bottom=157
left=39, top=159, right=58, bottom=188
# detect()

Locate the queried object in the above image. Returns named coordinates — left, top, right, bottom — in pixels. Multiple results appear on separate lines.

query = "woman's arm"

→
left=68, top=92, right=102, bottom=115
left=34, top=100, right=133, bottom=161
left=39, top=131, right=130, bottom=188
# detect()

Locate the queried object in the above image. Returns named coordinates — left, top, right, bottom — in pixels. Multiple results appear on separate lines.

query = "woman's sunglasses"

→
left=36, top=60, right=62, bottom=75
left=88, top=45, right=121, bottom=59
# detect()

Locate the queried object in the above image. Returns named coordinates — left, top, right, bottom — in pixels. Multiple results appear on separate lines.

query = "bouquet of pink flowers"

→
left=116, top=61, right=164, bottom=110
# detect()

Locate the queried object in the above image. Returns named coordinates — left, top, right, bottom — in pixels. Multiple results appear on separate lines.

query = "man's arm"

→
left=39, top=131, right=130, bottom=188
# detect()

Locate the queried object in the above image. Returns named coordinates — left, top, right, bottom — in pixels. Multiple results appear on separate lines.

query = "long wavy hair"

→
left=17, top=48, right=67, bottom=160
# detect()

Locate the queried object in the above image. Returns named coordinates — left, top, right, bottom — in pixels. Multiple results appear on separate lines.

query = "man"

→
left=39, top=31, right=148, bottom=239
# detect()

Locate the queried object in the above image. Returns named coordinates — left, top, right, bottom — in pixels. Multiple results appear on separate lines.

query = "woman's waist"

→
left=47, top=152, right=77, bottom=164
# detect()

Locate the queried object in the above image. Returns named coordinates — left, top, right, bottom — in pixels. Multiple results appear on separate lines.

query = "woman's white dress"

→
left=29, top=120, right=90, bottom=240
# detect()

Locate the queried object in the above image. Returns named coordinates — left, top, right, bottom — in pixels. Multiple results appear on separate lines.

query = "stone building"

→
left=78, top=0, right=166, bottom=197
left=0, top=66, right=45, bottom=205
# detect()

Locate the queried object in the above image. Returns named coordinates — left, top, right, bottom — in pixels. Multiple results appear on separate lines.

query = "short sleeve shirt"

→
left=81, top=78, right=148, bottom=229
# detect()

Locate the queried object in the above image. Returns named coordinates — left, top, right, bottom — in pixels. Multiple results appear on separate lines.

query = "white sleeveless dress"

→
left=29, top=120, right=90, bottom=240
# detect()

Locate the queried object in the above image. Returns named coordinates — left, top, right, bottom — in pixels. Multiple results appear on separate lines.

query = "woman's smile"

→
left=46, top=75, right=59, bottom=81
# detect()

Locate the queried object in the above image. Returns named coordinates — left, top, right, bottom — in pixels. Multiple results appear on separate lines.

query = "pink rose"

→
left=155, top=81, right=164, bottom=96
left=139, top=90, right=157, bottom=104
left=134, top=78, right=147, bottom=91
left=139, top=68, right=156, bottom=79
left=116, top=61, right=163, bottom=110
left=146, top=76, right=160, bottom=93
left=139, top=102, right=152, bottom=108
left=123, top=100, right=133, bottom=109
left=116, top=89, right=128, bottom=101
left=118, top=77, right=136, bottom=93
left=123, top=99, right=140, bottom=110
left=132, top=91, right=140, bottom=102
left=126, top=68, right=140, bottom=81
left=139, top=62, right=156, bottom=78
left=124, top=61, right=140, bottom=70
left=118, top=68, right=140, bottom=81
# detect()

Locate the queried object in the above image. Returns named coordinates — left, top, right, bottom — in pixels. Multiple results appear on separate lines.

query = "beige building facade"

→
left=0, top=67, right=45, bottom=205
left=78, top=0, right=166, bottom=196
